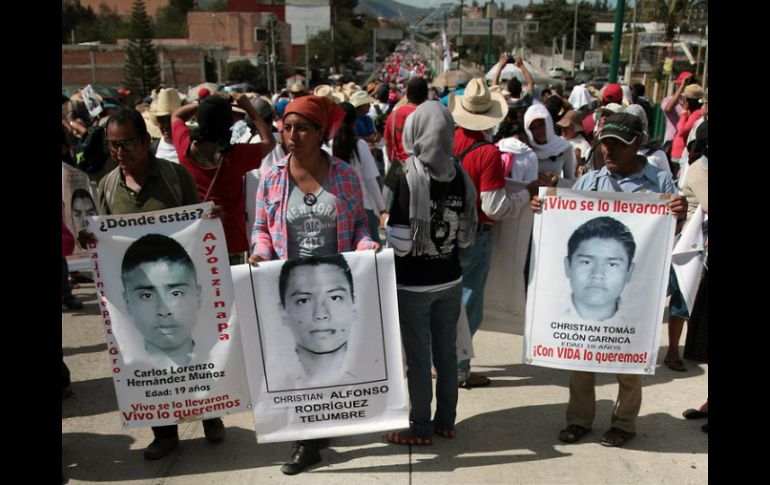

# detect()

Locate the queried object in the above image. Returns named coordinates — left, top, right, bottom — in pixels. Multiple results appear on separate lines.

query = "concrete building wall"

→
left=187, top=11, right=292, bottom=68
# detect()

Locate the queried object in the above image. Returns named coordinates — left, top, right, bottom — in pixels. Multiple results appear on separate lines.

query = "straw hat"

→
left=314, top=84, right=346, bottom=104
left=142, top=110, right=163, bottom=139
left=290, top=82, right=307, bottom=94
left=313, top=84, right=334, bottom=99
left=149, top=88, right=182, bottom=118
left=349, top=90, right=376, bottom=108
left=448, top=78, right=508, bottom=131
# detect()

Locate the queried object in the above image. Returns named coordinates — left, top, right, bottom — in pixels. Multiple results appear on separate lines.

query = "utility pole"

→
left=271, top=21, right=278, bottom=93
left=608, top=0, right=626, bottom=83
left=457, top=0, right=464, bottom=70
left=629, top=0, right=637, bottom=80
left=306, top=26, right=311, bottom=86
left=702, top=25, right=708, bottom=89
left=571, top=0, right=578, bottom=75
left=373, top=28, right=377, bottom=75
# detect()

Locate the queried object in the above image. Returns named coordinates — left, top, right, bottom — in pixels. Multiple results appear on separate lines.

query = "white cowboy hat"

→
left=148, top=88, right=182, bottom=119
left=349, top=90, right=376, bottom=108
left=448, top=77, right=508, bottom=131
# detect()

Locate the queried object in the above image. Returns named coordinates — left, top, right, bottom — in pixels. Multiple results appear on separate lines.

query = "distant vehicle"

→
left=548, top=67, right=568, bottom=78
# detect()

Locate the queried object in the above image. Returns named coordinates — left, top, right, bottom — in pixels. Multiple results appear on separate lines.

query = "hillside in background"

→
left=356, top=0, right=430, bottom=24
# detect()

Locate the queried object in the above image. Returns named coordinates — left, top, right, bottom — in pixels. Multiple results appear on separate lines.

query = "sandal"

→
left=600, top=427, right=635, bottom=447
left=434, top=427, right=455, bottom=439
left=664, top=358, right=687, bottom=372
left=385, top=431, right=433, bottom=446
left=558, top=425, right=591, bottom=443
left=459, top=373, right=491, bottom=389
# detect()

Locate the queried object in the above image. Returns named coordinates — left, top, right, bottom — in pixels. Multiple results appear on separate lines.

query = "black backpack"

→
left=75, top=122, right=109, bottom=174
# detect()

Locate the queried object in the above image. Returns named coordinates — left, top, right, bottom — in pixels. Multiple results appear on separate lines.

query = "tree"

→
left=62, top=0, right=128, bottom=44
left=227, top=59, right=262, bottom=86
left=641, top=0, right=707, bottom=40
left=155, top=0, right=196, bottom=38
left=124, top=0, right=161, bottom=97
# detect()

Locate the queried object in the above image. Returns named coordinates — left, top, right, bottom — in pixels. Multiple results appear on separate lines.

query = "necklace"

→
left=303, top=192, right=318, bottom=206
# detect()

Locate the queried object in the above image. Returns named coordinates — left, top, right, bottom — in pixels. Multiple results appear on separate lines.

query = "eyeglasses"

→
left=106, top=138, right=139, bottom=152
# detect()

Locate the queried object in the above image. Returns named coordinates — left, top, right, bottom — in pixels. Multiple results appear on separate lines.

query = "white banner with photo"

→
left=524, top=188, right=676, bottom=375
left=86, top=202, right=251, bottom=427
left=482, top=179, right=534, bottom=335
left=63, top=163, right=98, bottom=272
left=232, top=249, right=409, bottom=443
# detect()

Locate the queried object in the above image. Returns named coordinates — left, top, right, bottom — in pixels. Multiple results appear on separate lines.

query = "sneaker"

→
left=281, top=442, right=321, bottom=475
left=459, top=372, right=491, bottom=389
left=143, top=436, right=180, bottom=460
left=202, top=418, right=225, bottom=443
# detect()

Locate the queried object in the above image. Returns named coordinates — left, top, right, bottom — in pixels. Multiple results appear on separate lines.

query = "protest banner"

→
left=62, top=162, right=97, bottom=272
left=482, top=179, right=534, bottom=335
left=232, top=249, right=409, bottom=443
left=672, top=204, right=707, bottom=313
left=524, top=188, right=676, bottom=375
left=86, top=202, right=251, bottom=427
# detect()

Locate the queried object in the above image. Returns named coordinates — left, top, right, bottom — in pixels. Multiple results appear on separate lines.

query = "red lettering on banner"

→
left=202, top=235, right=229, bottom=341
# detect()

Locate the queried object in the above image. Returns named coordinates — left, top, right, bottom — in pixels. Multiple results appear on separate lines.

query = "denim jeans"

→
left=397, top=283, right=462, bottom=438
left=458, top=229, right=493, bottom=374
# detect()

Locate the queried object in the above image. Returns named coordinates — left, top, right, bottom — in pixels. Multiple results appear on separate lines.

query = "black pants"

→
left=62, top=257, right=74, bottom=301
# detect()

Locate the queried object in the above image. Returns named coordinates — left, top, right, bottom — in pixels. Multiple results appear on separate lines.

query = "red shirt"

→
left=384, top=105, right=417, bottom=163
left=173, top=119, right=265, bottom=253
left=453, top=127, right=505, bottom=224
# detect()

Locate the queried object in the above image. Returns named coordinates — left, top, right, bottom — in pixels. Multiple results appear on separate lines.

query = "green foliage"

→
left=124, top=0, right=160, bottom=98
left=206, top=0, right=228, bottom=12
left=155, top=0, right=193, bottom=39
left=228, top=59, right=261, bottom=85
left=62, top=0, right=128, bottom=43
left=528, top=0, right=596, bottom=50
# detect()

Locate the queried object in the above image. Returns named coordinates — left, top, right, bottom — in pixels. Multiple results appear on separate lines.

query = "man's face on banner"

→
left=123, top=259, right=202, bottom=351
left=71, top=194, right=97, bottom=236
left=282, top=263, right=356, bottom=354
left=564, top=237, right=634, bottom=316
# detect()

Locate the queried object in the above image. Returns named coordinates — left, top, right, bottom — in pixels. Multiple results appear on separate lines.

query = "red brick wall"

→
left=62, top=45, right=216, bottom=89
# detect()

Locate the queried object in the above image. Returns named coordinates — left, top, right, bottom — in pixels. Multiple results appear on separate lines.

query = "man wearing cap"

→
left=350, top=90, right=379, bottom=144
left=582, top=83, right=624, bottom=141
left=670, top=84, right=704, bottom=164
left=147, top=88, right=182, bottom=163
left=580, top=102, right=623, bottom=175
left=449, top=78, right=544, bottom=388
left=532, top=112, right=687, bottom=448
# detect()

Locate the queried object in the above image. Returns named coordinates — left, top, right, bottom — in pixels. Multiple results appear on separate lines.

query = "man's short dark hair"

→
left=631, top=83, right=645, bottom=97
left=107, top=107, right=149, bottom=139
left=507, top=77, right=523, bottom=98
left=567, top=217, right=636, bottom=266
left=279, top=254, right=355, bottom=307
left=406, top=77, right=428, bottom=104
left=375, top=84, right=390, bottom=103
left=121, top=234, right=196, bottom=280
left=71, top=187, right=95, bottom=207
